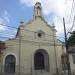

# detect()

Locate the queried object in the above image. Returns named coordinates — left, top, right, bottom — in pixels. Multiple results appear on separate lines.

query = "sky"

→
left=0, top=0, right=75, bottom=41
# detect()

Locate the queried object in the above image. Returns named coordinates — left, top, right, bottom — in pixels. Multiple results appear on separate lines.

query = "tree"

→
left=67, top=31, right=75, bottom=46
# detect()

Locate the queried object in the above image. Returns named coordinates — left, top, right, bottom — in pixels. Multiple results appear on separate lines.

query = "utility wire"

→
left=0, top=36, right=12, bottom=39
left=0, top=24, right=65, bottom=39
left=66, top=0, right=75, bottom=35
left=68, top=0, right=75, bottom=24
left=68, top=0, right=75, bottom=23
left=0, top=32, right=65, bottom=39
left=0, top=35, right=64, bottom=44
left=67, top=16, right=75, bottom=36
left=0, top=24, right=18, bottom=29
left=0, top=36, right=63, bottom=46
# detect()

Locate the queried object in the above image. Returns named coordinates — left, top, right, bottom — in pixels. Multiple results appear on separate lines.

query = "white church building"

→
left=0, top=2, right=67, bottom=75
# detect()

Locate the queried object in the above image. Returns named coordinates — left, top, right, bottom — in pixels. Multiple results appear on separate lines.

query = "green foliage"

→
left=67, top=31, right=75, bottom=46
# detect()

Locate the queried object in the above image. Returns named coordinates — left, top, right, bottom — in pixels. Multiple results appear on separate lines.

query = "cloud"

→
left=0, top=18, right=6, bottom=31
left=0, top=11, right=10, bottom=32
left=20, top=0, right=72, bottom=16
left=19, top=0, right=74, bottom=39
left=2, top=11, right=11, bottom=23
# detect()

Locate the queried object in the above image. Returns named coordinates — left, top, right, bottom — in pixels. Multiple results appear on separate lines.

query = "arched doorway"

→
left=4, top=55, right=16, bottom=73
left=34, top=52, right=45, bottom=70
left=34, top=49, right=49, bottom=71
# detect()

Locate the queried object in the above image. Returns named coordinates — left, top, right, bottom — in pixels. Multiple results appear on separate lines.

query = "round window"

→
left=38, top=33, right=42, bottom=38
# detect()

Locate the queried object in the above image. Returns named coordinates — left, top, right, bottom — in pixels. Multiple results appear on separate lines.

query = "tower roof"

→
left=34, top=2, right=42, bottom=18
left=35, top=2, right=41, bottom=6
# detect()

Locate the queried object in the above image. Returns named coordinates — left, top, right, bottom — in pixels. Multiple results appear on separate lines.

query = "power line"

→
left=67, top=16, right=75, bottom=35
left=0, top=36, right=64, bottom=46
left=0, top=24, right=18, bottom=29
left=0, top=34, right=64, bottom=44
left=0, top=36, right=12, bottom=39
left=68, top=0, right=75, bottom=24
left=0, top=32, right=65, bottom=40
left=0, top=36, right=63, bottom=46
left=66, top=0, right=75, bottom=35
left=0, top=24, right=65, bottom=39
left=69, top=0, right=75, bottom=22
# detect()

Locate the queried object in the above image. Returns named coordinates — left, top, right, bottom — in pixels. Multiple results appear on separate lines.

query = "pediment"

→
left=20, top=17, right=55, bottom=34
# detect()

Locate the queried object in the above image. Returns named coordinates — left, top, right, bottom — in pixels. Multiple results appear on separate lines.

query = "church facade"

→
left=0, top=2, right=66, bottom=75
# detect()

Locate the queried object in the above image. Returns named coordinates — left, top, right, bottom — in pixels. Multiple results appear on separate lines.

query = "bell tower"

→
left=34, top=2, right=42, bottom=18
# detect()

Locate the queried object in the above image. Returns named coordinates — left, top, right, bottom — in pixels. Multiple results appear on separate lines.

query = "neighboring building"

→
left=0, top=2, right=66, bottom=75
left=68, top=45, right=75, bottom=74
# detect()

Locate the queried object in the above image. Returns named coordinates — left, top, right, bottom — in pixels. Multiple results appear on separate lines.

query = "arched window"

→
left=5, top=55, right=16, bottom=74
left=34, top=49, right=49, bottom=71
